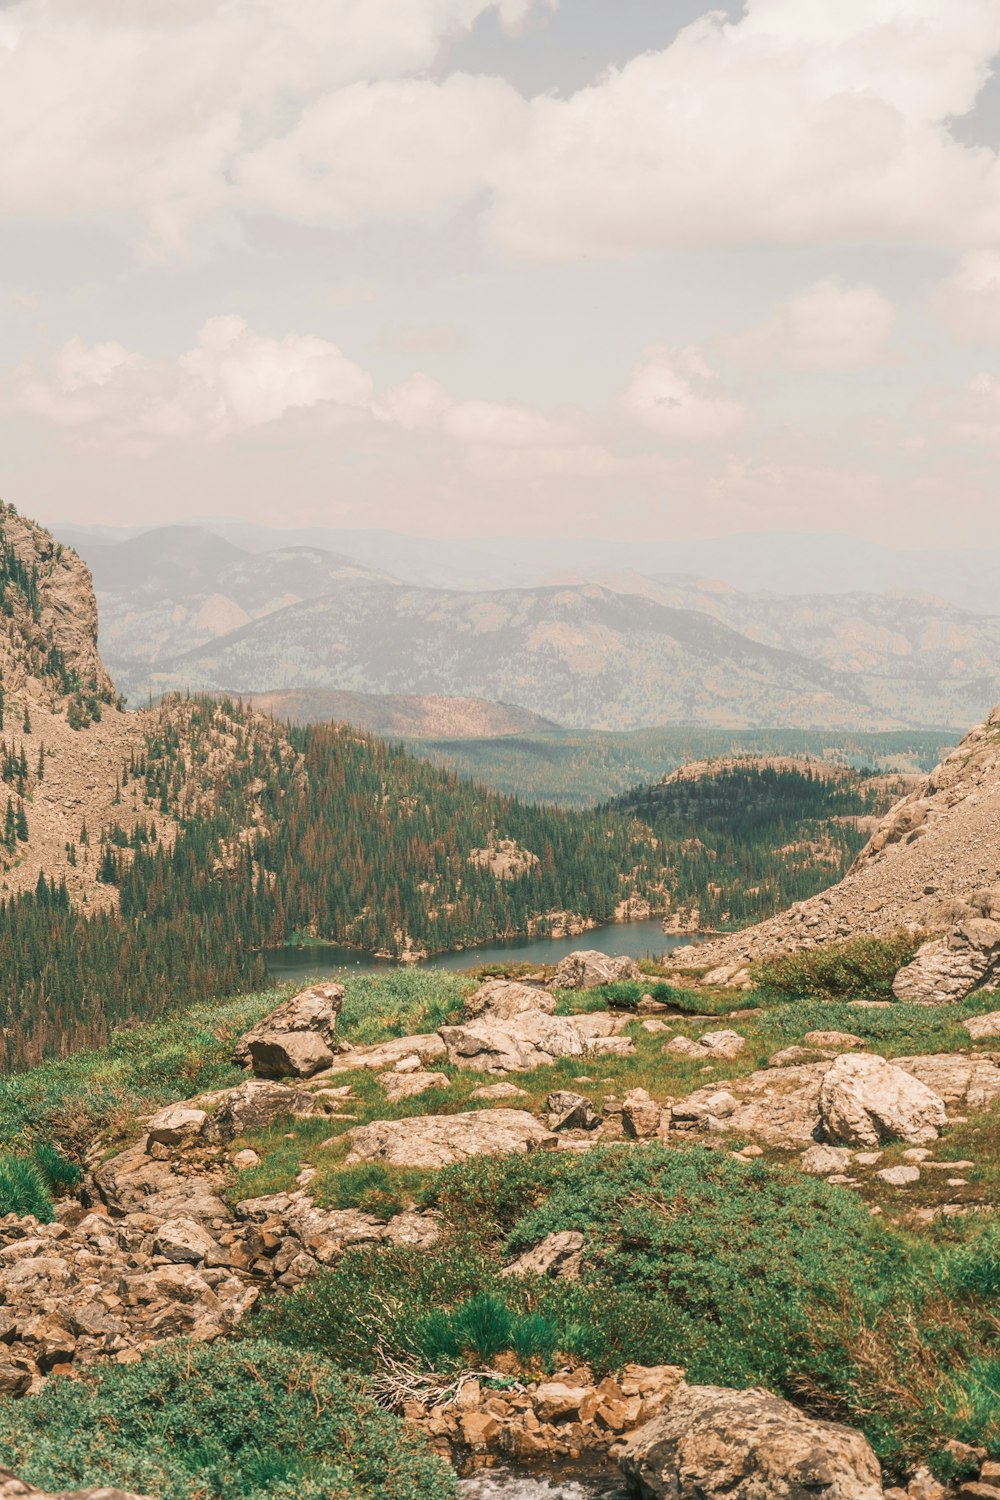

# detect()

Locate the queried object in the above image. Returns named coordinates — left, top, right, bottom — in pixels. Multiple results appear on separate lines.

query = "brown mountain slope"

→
left=0, top=503, right=292, bottom=913
left=236, top=688, right=556, bottom=738
left=671, top=701, right=1000, bottom=973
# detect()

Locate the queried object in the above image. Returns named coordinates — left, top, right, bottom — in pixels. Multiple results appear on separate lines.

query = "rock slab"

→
left=617, top=1384, right=884, bottom=1499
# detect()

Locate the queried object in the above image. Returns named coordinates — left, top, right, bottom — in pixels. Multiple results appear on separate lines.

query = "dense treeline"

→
left=613, top=764, right=885, bottom=928
left=0, top=702, right=900, bottom=1068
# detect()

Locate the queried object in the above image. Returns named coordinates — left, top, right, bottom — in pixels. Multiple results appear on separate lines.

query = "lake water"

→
left=264, top=917, right=701, bottom=983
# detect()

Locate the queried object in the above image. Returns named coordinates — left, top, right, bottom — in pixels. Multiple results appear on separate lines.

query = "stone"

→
left=641, top=1018, right=672, bottom=1034
left=208, top=1080, right=320, bottom=1141
left=439, top=1013, right=586, bottom=1073
left=875, top=1165, right=921, bottom=1187
left=622, top=1088, right=662, bottom=1139
left=617, top=1383, right=884, bottom=1500
left=470, top=1082, right=528, bottom=1100
left=819, top=1054, right=948, bottom=1147
left=963, top=1011, right=1000, bottom=1040
left=552, top=951, right=642, bottom=990
left=533, top=1381, right=591, bottom=1422
left=770, top=1046, right=828, bottom=1068
left=248, top=1031, right=335, bottom=1079
left=500, top=1230, right=584, bottom=1280
left=463, top=978, right=555, bottom=1021
left=152, top=1217, right=223, bottom=1264
left=233, top=983, right=344, bottom=1067
left=345, top=1109, right=556, bottom=1169
left=586, top=1036, right=636, bottom=1058
left=145, top=1104, right=207, bottom=1146
left=892, top=1053, right=1000, bottom=1111
left=332, top=1033, right=448, bottom=1072
left=800, top=1145, right=852, bottom=1176
left=377, top=1070, right=450, bottom=1103
left=696, top=1029, right=746, bottom=1060
left=546, top=1091, right=600, bottom=1131
left=892, top=921, right=1000, bottom=1005
left=804, top=1030, right=865, bottom=1050
left=232, top=1149, right=260, bottom=1170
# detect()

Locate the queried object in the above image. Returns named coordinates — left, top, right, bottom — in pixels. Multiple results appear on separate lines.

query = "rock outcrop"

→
left=819, top=1055, right=949, bottom=1147
left=345, top=1109, right=556, bottom=1168
left=462, top=978, right=555, bottom=1021
left=553, top=951, right=642, bottom=989
left=892, top=918, right=1000, bottom=1004
left=234, top=984, right=344, bottom=1071
left=671, top=704, right=1000, bottom=978
left=618, top=1384, right=884, bottom=1500
left=438, top=1013, right=587, bottom=1072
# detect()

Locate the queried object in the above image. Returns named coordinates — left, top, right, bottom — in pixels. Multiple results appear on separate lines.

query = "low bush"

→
left=751, top=931, right=919, bottom=1001
left=0, top=1155, right=53, bottom=1221
left=598, top=980, right=706, bottom=1012
left=329, top=1163, right=413, bottom=1221
left=0, top=1338, right=455, bottom=1500
left=31, top=1141, right=81, bottom=1195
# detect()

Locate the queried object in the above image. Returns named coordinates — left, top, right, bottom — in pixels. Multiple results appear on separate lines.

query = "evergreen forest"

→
left=0, top=699, right=899, bottom=1068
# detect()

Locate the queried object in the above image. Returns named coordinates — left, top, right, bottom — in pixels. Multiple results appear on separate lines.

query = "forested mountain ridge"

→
left=0, top=504, right=909, bottom=1070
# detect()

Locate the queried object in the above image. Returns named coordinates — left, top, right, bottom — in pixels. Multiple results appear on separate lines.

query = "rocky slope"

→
left=672, top=701, right=1000, bottom=978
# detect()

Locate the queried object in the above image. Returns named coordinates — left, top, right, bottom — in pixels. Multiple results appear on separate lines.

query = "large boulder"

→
left=892, top=920, right=1000, bottom=1004
left=233, top=983, right=344, bottom=1067
left=208, top=1080, right=320, bottom=1141
left=247, top=1032, right=335, bottom=1079
left=617, top=1384, right=884, bottom=1500
left=890, top=1052, right=1000, bottom=1111
left=463, top=978, right=556, bottom=1021
left=345, top=1109, right=555, bottom=1168
left=819, top=1054, right=947, bottom=1147
left=964, top=1010, right=1000, bottom=1040
left=438, top=1012, right=586, bottom=1072
left=145, top=1104, right=207, bottom=1146
left=553, top=950, right=642, bottom=990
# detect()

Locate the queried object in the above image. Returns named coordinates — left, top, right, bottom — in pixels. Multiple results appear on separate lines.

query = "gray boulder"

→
left=345, top=1109, right=555, bottom=1168
left=552, top=950, right=642, bottom=990
left=463, top=978, right=555, bottom=1021
left=892, top=920, right=1000, bottom=1004
left=819, top=1054, right=947, bottom=1147
left=233, top=983, right=344, bottom=1067
left=248, top=1031, right=335, bottom=1079
left=617, top=1384, right=883, bottom=1499
left=439, top=1012, right=586, bottom=1072
left=208, top=1080, right=320, bottom=1141
left=145, top=1104, right=207, bottom=1146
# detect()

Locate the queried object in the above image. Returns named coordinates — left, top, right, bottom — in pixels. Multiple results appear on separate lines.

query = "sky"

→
left=3, top=0, right=1000, bottom=548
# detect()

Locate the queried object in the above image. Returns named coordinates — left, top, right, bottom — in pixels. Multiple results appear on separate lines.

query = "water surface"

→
left=456, top=1468, right=628, bottom=1500
left=264, top=917, right=701, bottom=983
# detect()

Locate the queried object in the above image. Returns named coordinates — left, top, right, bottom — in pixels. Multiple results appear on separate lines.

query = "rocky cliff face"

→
left=673, top=700, right=1000, bottom=974
left=0, top=503, right=115, bottom=714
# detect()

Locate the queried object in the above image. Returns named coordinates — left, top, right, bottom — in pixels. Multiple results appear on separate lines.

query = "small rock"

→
left=804, top=1030, right=865, bottom=1050
left=800, top=1144, right=852, bottom=1176
left=232, top=1149, right=260, bottom=1170
left=378, top=1071, right=451, bottom=1103
left=876, top=1165, right=921, bottom=1187
left=145, top=1104, right=207, bottom=1147
left=621, top=1088, right=662, bottom=1139
left=546, top=1091, right=600, bottom=1132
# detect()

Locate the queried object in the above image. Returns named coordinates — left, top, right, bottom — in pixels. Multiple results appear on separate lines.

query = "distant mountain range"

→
left=67, top=524, right=1000, bottom=732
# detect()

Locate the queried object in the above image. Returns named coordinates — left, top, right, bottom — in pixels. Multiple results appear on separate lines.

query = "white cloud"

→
left=0, top=0, right=543, bottom=250
left=13, top=317, right=376, bottom=446
left=725, top=277, right=896, bottom=368
left=237, top=74, right=526, bottom=231
left=2, top=0, right=998, bottom=260
left=620, top=348, right=746, bottom=440
left=485, top=0, right=1000, bottom=257
left=935, top=250, right=1000, bottom=343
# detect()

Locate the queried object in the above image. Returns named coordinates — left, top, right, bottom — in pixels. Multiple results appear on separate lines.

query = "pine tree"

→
left=15, top=800, right=28, bottom=842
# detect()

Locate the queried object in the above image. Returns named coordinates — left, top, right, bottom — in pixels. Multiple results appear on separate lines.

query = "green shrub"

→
left=941, top=1224, right=1000, bottom=1299
left=329, top=1163, right=408, bottom=1220
left=31, top=1141, right=81, bottom=1195
left=0, top=1155, right=54, bottom=1221
left=0, top=1338, right=455, bottom=1500
left=751, top=932, right=919, bottom=1001
left=599, top=980, right=701, bottom=1011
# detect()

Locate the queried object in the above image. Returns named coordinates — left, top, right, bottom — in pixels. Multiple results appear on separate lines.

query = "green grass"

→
left=0, top=1338, right=455, bottom=1500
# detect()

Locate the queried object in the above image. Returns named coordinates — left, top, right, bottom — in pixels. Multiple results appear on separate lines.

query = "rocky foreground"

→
left=0, top=955, right=999, bottom=1498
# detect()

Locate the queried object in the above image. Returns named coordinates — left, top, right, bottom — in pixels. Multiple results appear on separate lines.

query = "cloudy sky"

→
left=4, top=0, right=1000, bottom=547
